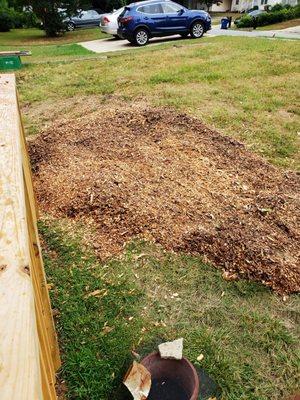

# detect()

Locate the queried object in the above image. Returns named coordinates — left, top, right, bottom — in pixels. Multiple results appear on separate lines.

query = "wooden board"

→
left=0, top=51, right=31, bottom=56
left=0, top=74, right=59, bottom=399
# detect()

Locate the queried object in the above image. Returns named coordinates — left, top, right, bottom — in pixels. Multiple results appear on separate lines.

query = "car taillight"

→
left=103, top=16, right=110, bottom=24
left=119, top=16, right=133, bottom=24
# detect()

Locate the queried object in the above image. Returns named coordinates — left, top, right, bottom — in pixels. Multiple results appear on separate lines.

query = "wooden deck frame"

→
left=0, top=74, right=60, bottom=399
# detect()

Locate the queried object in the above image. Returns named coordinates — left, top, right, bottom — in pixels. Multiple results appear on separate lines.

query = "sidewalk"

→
left=210, top=25, right=300, bottom=39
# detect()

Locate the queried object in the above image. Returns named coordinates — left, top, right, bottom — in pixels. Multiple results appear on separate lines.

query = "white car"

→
left=100, top=7, right=124, bottom=38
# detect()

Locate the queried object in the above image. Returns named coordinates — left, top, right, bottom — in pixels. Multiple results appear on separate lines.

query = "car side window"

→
left=137, top=3, right=163, bottom=14
left=89, top=10, right=99, bottom=17
left=80, top=11, right=88, bottom=19
left=81, top=10, right=98, bottom=19
left=162, top=2, right=182, bottom=13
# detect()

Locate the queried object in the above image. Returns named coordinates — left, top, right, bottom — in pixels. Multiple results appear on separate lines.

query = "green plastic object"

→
left=0, top=55, right=22, bottom=70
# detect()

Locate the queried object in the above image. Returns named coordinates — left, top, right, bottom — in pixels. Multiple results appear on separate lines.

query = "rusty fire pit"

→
left=141, top=352, right=199, bottom=400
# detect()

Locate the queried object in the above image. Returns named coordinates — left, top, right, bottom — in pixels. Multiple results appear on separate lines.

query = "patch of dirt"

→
left=22, top=94, right=116, bottom=134
left=29, top=103, right=300, bottom=294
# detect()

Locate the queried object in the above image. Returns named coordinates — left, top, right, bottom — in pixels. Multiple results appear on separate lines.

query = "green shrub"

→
left=14, top=10, right=40, bottom=28
left=9, top=9, right=24, bottom=28
left=257, top=6, right=300, bottom=26
left=271, top=3, right=284, bottom=11
left=271, top=3, right=292, bottom=11
left=0, top=7, right=39, bottom=30
left=235, top=4, right=300, bottom=28
left=42, top=11, right=66, bottom=37
left=23, top=11, right=40, bottom=28
left=235, top=14, right=253, bottom=28
left=0, top=9, right=13, bottom=31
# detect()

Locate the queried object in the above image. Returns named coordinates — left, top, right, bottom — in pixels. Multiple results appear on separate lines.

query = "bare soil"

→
left=29, top=103, right=300, bottom=294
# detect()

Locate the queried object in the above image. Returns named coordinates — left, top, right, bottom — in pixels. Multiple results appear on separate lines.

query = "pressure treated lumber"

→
left=0, top=74, right=60, bottom=399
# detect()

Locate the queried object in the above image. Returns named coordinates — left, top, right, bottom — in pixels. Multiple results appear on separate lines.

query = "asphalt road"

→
left=79, top=25, right=300, bottom=53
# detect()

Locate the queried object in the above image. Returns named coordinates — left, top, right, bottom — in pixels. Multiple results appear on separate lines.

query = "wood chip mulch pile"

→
left=29, top=104, right=300, bottom=294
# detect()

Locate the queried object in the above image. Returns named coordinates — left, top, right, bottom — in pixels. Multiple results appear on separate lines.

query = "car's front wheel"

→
left=66, top=22, right=75, bottom=31
left=133, top=28, right=149, bottom=46
left=190, top=21, right=204, bottom=38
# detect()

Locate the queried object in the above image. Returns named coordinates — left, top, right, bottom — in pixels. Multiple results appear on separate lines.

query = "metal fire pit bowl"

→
left=141, top=352, right=199, bottom=400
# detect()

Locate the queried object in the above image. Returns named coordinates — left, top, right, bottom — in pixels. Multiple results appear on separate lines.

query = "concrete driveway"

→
left=79, top=26, right=300, bottom=53
left=79, top=35, right=190, bottom=53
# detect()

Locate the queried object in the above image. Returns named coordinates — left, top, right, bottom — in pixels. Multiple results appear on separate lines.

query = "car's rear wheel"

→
left=190, top=21, right=204, bottom=38
left=134, top=28, right=149, bottom=46
left=66, top=22, right=75, bottom=31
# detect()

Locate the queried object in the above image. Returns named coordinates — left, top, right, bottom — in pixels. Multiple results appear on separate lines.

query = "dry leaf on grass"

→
left=222, top=271, right=238, bottom=281
left=85, top=289, right=108, bottom=298
left=102, top=325, right=114, bottom=335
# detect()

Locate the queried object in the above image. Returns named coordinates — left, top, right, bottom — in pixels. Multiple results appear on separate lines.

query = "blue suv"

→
left=117, top=0, right=211, bottom=46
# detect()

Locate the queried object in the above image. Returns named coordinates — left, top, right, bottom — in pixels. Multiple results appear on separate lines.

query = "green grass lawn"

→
left=16, top=35, right=300, bottom=169
left=257, top=18, right=300, bottom=30
left=41, top=219, right=300, bottom=400
left=0, top=27, right=107, bottom=63
left=0, top=43, right=93, bottom=63
left=0, top=27, right=107, bottom=46
left=2, top=29, right=299, bottom=400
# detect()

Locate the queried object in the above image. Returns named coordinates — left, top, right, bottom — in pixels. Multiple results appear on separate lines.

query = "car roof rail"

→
left=131, top=0, right=171, bottom=5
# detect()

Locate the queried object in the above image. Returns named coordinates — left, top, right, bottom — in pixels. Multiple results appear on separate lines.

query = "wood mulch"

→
left=29, top=103, right=300, bottom=294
